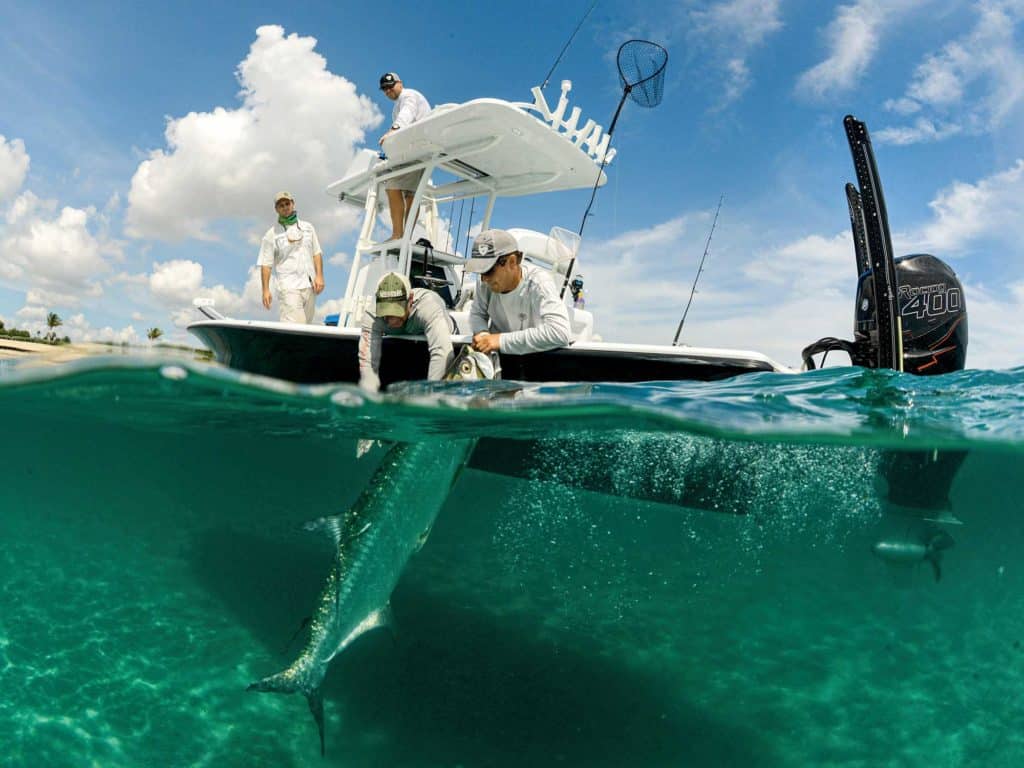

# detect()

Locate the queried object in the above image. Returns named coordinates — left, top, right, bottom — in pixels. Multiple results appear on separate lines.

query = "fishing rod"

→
left=672, top=195, right=723, bottom=346
left=541, top=0, right=599, bottom=91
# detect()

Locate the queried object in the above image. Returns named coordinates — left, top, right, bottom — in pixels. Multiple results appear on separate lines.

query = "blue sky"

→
left=1, top=0, right=1022, bottom=369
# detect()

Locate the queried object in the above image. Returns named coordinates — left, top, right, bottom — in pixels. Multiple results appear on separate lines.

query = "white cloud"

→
left=874, top=117, right=962, bottom=145
left=957, top=280, right=1024, bottom=370
left=690, top=0, right=783, bottom=109
left=63, top=313, right=140, bottom=345
left=878, top=1, right=1024, bottom=144
left=149, top=259, right=203, bottom=305
left=125, top=25, right=381, bottom=244
left=0, top=135, right=30, bottom=202
left=911, top=158, right=1024, bottom=253
left=0, top=191, right=117, bottom=304
left=16, top=305, right=46, bottom=321
left=580, top=212, right=853, bottom=368
left=795, top=0, right=931, bottom=100
left=328, top=251, right=350, bottom=267
left=147, top=259, right=263, bottom=323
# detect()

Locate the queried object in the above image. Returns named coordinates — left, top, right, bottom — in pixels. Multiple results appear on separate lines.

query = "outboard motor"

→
left=806, top=252, right=968, bottom=373
left=802, top=115, right=969, bottom=584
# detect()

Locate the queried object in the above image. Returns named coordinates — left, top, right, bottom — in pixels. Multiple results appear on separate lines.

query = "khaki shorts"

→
left=383, top=169, right=424, bottom=192
left=278, top=287, right=315, bottom=324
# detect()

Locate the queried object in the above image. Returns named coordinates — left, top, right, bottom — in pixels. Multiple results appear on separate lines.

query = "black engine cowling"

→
left=855, top=253, right=968, bottom=375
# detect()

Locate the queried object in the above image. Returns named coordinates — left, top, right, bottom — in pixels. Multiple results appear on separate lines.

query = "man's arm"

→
left=312, top=252, right=324, bottom=294
left=257, top=231, right=276, bottom=310
left=499, top=277, right=571, bottom=354
left=261, top=266, right=273, bottom=310
left=469, top=283, right=491, bottom=336
left=310, top=225, right=324, bottom=294
left=416, top=293, right=455, bottom=380
left=357, top=312, right=385, bottom=392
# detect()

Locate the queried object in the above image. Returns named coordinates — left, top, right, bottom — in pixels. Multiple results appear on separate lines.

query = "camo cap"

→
left=465, top=229, right=519, bottom=273
left=375, top=272, right=411, bottom=318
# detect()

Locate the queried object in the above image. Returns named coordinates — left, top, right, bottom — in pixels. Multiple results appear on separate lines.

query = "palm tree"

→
left=147, top=327, right=164, bottom=343
left=46, top=312, right=62, bottom=342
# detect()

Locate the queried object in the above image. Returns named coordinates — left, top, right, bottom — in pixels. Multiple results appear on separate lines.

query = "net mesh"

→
left=617, top=40, right=668, bottom=108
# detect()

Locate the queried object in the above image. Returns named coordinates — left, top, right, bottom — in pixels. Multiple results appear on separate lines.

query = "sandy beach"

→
left=0, top=338, right=131, bottom=365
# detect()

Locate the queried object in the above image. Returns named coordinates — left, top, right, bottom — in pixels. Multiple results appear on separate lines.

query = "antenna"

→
left=672, top=195, right=723, bottom=346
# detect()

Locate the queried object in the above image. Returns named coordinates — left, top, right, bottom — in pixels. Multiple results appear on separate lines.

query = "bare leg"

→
left=403, top=192, right=419, bottom=235
left=386, top=189, right=406, bottom=240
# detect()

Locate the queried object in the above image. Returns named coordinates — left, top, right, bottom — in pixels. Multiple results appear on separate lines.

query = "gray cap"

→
left=465, top=229, right=519, bottom=273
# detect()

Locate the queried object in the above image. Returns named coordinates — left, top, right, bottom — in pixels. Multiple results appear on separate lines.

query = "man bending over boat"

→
left=466, top=229, right=571, bottom=355
left=257, top=191, right=325, bottom=323
left=358, top=272, right=455, bottom=392
left=378, top=72, right=432, bottom=242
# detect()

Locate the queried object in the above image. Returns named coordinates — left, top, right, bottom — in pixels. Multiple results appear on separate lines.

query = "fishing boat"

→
left=187, top=79, right=791, bottom=386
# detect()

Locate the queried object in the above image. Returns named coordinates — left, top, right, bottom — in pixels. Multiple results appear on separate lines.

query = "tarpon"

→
left=248, top=438, right=476, bottom=754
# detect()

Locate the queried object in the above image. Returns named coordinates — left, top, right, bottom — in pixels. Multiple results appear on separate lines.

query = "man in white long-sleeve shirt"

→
left=466, top=229, right=571, bottom=355
left=378, top=72, right=432, bottom=241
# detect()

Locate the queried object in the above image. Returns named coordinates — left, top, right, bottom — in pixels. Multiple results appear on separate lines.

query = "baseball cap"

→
left=274, top=191, right=294, bottom=204
left=375, top=272, right=411, bottom=318
left=465, top=229, right=520, bottom=273
left=379, top=72, right=400, bottom=90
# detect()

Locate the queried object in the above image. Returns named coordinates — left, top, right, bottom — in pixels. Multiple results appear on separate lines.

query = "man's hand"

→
left=472, top=331, right=501, bottom=354
left=262, top=288, right=273, bottom=310
left=313, top=275, right=324, bottom=295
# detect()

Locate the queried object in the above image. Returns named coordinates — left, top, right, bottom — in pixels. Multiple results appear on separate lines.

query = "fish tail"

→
left=247, top=671, right=326, bottom=755
left=308, top=686, right=325, bottom=757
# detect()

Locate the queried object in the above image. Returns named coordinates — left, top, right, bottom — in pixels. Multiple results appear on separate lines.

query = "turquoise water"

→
left=2, top=356, right=1023, bottom=767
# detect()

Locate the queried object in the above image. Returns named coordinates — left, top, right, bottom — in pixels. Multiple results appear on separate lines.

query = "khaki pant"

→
left=278, top=287, right=315, bottom=324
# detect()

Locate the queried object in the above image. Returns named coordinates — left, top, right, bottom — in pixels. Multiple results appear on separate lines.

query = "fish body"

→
left=249, top=438, right=475, bottom=753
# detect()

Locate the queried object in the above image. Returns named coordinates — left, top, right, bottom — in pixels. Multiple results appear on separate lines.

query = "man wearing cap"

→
left=378, top=72, right=432, bottom=242
left=358, top=271, right=455, bottom=392
left=257, top=192, right=325, bottom=323
left=466, top=229, right=571, bottom=355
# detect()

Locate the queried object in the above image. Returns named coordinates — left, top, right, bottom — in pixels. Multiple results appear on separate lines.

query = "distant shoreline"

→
left=0, top=339, right=212, bottom=366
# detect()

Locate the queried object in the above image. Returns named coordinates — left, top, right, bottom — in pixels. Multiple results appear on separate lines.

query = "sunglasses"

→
left=482, top=254, right=510, bottom=278
left=381, top=84, right=397, bottom=92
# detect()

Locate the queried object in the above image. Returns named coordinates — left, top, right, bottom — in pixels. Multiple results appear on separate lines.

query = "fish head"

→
left=444, top=347, right=500, bottom=381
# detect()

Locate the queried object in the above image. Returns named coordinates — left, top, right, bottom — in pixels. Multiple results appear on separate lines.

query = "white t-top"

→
left=257, top=220, right=322, bottom=292
left=392, top=88, right=431, bottom=130
left=469, top=261, right=571, bottom=355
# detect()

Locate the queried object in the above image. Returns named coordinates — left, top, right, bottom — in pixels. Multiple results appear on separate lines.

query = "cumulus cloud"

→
left=878, top=1, right=1024, bottom=144
left=62, top=313, right=140, bottom=345
left=147, top=259, right=263, bottom=326
left=795, top=0, right=930, bottom=100
left=580, top=213, right=854, bottom=368
left=955, top=280, right=1024, bottom=370
left=874, top=117, right=962, bottom=145
left=909, top=158, right=1024, bottom=253
left=0, top=135, right=30, bottom=202
left=125, top=25, right=381, bottom=244
left=690, top=0, right=783, bottom=109
left=0, top=191, right=117, bottom=304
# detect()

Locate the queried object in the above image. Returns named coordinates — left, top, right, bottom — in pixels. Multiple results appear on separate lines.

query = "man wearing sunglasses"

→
left=378, top=72, right=432, bottom=242
left=257, top=191, right=325, bottom=323
left=466, top=229, right=571, bottom=356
